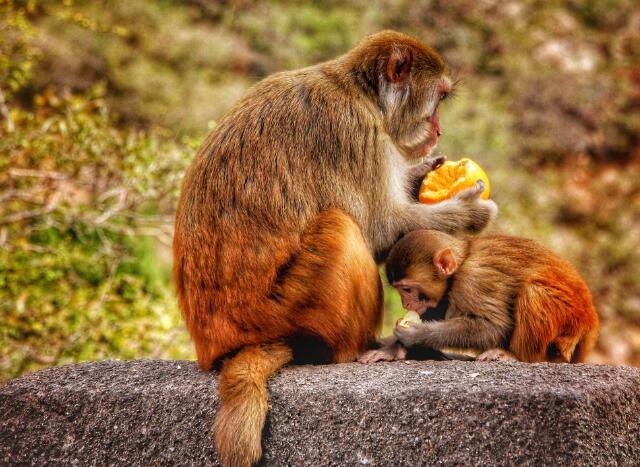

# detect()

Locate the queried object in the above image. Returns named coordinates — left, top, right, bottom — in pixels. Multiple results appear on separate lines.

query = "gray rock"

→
left=1, top=360, right=639, bottom=466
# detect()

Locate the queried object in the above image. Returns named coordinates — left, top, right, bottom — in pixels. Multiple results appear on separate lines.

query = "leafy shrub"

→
left=0, top=2, right=196, bottom=380
left=0, top=86, right=195, bottom=380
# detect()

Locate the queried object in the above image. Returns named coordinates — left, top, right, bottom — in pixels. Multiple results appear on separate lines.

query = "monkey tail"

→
left=214, top=341, right=293, bottom=467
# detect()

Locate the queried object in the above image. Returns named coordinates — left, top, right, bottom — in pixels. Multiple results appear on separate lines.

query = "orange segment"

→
left=418, top=158, right=490, bottom=204
left=398, top=311, right=421, bottom=328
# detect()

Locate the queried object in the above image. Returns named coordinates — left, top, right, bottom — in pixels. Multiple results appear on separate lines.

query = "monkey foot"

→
left=358, top=345, right=407, bottom=364
left=476, top=348, right=519, bottom=362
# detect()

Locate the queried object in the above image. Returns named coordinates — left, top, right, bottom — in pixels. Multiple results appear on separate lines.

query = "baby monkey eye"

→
left=440, top=91, right=449, bottom=101
left=402, top=287, right=412, bottom=293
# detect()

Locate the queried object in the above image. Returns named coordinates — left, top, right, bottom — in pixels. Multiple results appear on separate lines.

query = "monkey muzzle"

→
left=393, top=282, right=438, bottom=316
left=418, top=105, right=442, bottom=158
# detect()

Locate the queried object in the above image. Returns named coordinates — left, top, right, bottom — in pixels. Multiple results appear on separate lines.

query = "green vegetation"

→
left=1, top=0, right=639, bottom=379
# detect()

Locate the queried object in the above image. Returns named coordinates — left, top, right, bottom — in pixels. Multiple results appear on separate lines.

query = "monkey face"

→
left=386, top=231, right=458, bottom=316
left=394, top=75, right=451, bottom=160
left=393, top=280, right=438, bottom=315
left=379, top=46, right=452, bottom=160
left=392, top=265, right=447, bottom=316
left=347, top=31, right=452, bottom=160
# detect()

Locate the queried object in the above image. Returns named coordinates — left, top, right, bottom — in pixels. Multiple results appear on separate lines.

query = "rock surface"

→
left=1, top=359, right=639, bottom=465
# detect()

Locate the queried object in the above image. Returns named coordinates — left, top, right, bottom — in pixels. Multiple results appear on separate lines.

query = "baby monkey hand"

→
left=394, top=320, right=429, bottom=347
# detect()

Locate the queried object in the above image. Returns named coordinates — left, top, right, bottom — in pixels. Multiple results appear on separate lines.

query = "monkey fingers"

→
left=393, top=321, right=427, bottom=347
left=428, top=155, right=447, bottom=171
left=408, top=155, right=447, bottom=200
left=454, top=179, right=486, bottom=201
left=358, top=348, right=394, bottom=363
left=358, top=344, right=407, bottom=363
left=476, top=348, right=519, bottom=362
left=412, top=155, right=446, bottom=177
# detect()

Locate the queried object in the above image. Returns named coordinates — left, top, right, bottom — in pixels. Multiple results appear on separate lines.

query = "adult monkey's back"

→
left=173, top=30, right=497, bottom=466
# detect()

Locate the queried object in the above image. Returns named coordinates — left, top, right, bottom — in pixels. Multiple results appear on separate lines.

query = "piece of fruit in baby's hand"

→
left=397, top=311, right=422, bottom=328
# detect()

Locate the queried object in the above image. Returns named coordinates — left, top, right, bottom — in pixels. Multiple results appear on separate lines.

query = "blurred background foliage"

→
left=1, top=0, right=639, bottom=380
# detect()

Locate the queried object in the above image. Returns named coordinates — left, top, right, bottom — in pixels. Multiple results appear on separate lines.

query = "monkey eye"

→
left=402, top=287, right=412, bottom=293
left=440, top=91, right=449, bottom=101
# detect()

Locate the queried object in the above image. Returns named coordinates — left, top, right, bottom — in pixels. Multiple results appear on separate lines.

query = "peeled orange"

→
left=418, top=158, right=490, bottom=205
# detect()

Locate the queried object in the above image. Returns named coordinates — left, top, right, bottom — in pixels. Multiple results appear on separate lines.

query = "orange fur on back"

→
left=509, top=254, right=599, bottom=363
left=174, top=209, right=382, bottom=369
left=460, top=235, right=600, bottom=363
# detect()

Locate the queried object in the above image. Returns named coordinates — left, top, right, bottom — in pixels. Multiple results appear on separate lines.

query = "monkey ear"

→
left=433, top=248, right=458, bottom=278
left=386, top=48, right=412, bottom=84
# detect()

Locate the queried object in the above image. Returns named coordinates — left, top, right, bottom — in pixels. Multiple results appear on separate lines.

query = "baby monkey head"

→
left=386, top=230, right=460, bottom=316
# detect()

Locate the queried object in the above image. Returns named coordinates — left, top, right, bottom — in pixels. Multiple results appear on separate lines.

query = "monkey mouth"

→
left=394, top=280, right=440, bottom=316
left=423, top=106, right=441, bottom=154
left=417, top=135, right=438, bottom=158
left=408, top=106, right=441, bottom=158
left=405, top=292, right=438, bottom=316
left=412, top=297, right=439, bottom=316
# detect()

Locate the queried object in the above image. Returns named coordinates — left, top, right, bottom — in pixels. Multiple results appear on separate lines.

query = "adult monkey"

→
left=173, top=30, right=496, bottom=466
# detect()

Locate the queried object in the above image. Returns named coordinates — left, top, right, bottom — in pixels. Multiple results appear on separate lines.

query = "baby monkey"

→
left=360, top=230, right=599, bottom=363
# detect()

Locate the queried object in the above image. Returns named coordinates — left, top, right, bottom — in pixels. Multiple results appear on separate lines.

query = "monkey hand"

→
left=414, top=155, right=446, bottom=177
left=450, top=179, right=498, bottom=233
left=394, top=320, right=429, bottom=347
left=409, top=156, right=447, bottom=200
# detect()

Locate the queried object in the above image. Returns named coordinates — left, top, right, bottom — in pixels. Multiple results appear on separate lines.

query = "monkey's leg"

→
left=547, top=336, right=580, bottom=363
left=415, top=348, right=475, bottom=361
left=275, top=208, right=384, bottom=364
left=570, top=328, right=598, bottom=363
left=510, top=284, right=560, bottom=362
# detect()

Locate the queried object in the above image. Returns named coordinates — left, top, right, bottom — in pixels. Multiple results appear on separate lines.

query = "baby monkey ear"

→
left=433, top=247, right=458, bottom=278
left=386, top=48, right=412, bottom=84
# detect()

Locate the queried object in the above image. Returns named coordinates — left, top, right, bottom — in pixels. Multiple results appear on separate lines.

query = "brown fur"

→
left=386, top=230, right=599, bottom=363
left=173, top=30, right=496, bottom=466
left=214, top=342, right=292, bottom=467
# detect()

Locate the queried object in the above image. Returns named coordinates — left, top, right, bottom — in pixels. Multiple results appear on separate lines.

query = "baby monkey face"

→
left=392, top=267, right=447, bottom=315
left=386, top=233, right=459, bottom=316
